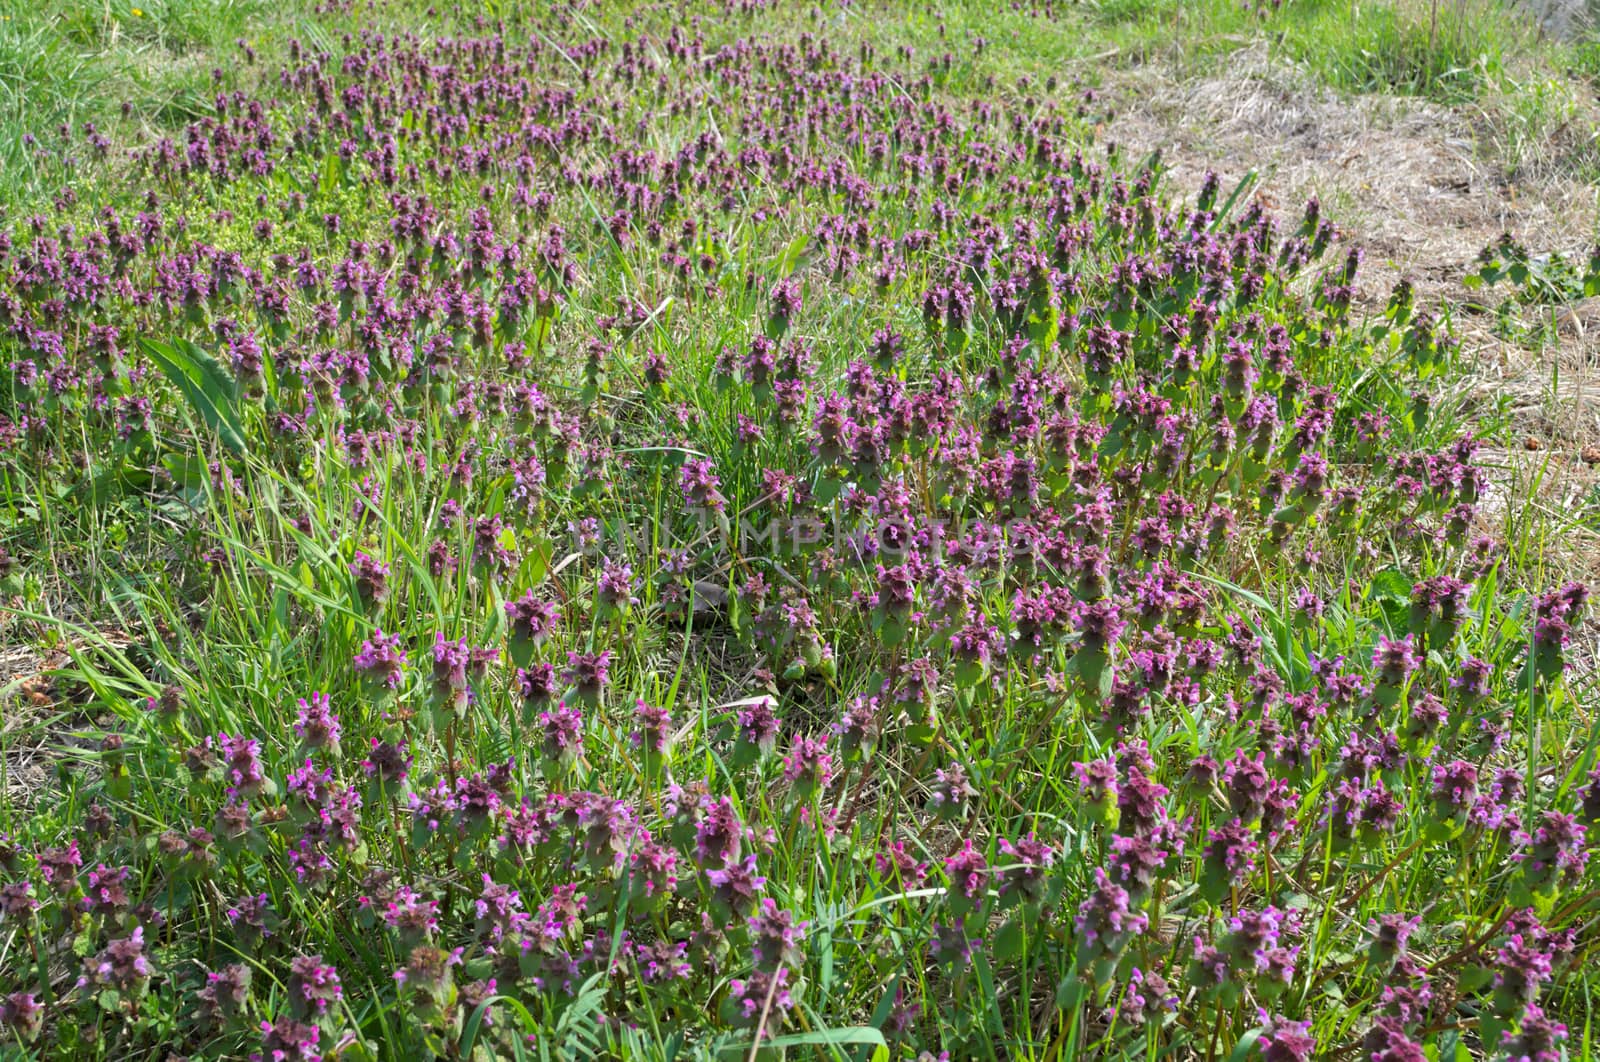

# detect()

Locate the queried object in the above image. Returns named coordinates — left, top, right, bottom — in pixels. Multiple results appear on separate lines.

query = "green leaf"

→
left=138, top=337, right=249, bottom=454
left=1480, top=1015, right=1509, bottom=1056
left=1056, top=976, right=1085, bottom=1009
left=1192, top=571, right=1275, bottom=616
left=1456, top=964, right=1494, bottom=993
left=320, top=150, right=344, bottom=197
left=760, top=1027, right=887, bottom=1049
left=1211, top=170, right=1258, bottom=229
left=1436, top=1029, right=1466, bottom=1062
left=1226, top=1029, right=1262, bottom=1062
left=778, top=231, right=815, bottom=275
left=174, top=336, right=241, bottom=408
left=991, top=917, right=1026, bottom=962
left=460, top=998, right=494, bottom=1057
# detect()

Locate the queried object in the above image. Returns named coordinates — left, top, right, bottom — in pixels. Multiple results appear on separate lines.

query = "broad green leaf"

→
left=139, top=337, right=249, bottom=454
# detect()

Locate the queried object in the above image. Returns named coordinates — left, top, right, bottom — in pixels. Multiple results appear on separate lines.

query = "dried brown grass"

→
left=1099, top=43, right=1600, bottom=590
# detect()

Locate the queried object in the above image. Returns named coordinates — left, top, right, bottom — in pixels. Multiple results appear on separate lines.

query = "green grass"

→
left=0, top=0, right=309, bottom=209
left=1008, top=0, right=1511, bottom=91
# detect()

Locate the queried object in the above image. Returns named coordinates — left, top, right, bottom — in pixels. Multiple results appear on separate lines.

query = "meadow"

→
left=0, top=0, right=1598, bottom=1059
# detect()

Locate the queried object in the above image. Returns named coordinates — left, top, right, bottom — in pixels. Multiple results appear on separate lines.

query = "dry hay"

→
left=0, top=605, right=140, bottom=808
left=1103, top=44, right=1591, bottom=303
left=1, top=634, right=57, bottom=809
left=1097, top=43, right=1600, bottom=597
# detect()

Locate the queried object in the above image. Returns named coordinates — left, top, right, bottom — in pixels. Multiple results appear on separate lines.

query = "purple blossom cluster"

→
left=0, top=3, right=1592, bottom=1059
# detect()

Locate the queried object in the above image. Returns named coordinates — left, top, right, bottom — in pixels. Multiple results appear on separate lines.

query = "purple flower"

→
left=80, top=863, right=132, bottom=916
left=1366, top=913, right=1422, bottom=970
left=562, top=650, right=611, bottom=703
left=735, top=697, right=781, bottom=758
left=705, top=854, right=765, bottom=919
left=726, top=967, right=793, bottom=1034
left=286, top=759, right=336, bottom=814
left=943, top=839, right=988, bottom=910
left=1117, top=766, right=1170, bottom=837
left=631, top=699, right=673, bottom=757
left=215, top=733, right=267, bottom=798
left=1107, top=832, right=1168, bottom=900
left=285, top=955, right=342, bottom=1019
left=748, top=897, right=807, bottom=970
left=875, top=839, right=929, bottom=887
left=361, top=739, right=411, bottom=785
left=1076, top=600, right=1126, bottom=652
left=1513, top=811, right=1588, bottom=889
left=1372, top=634, right=1419, bottom=688
left=256, top=1015, right=321, bottom=1062
left=1256, top=1011, right=1315, bottom=1061
left=516, top=663, right=559, bottom=707
left=349, top=551, right=390, bottom=607
left=430, top=632, right=472, bottom=695
left=1361, top=1017, right=1426, bottom=1062
left=768, top=276, right=803, bottom=328
left=0, top=882, right=38, bottom=924
left=293, top=692, right=340, bottom=752
left=1075, top=868, right=1147, bottom=962
left=287, top=837, right=333, bottom=888
left=227, top=893, right=276, bottom=947
left=1190, top=935, right=1232, bottom=990
left=78, top=925, right=153, bottom=994
left=1494, top=932, right=1555, bottom=1012
left=353, top=629, right=407, bottom=689
left=950, top=617, right=1002, bottom=668
left=781, top=735, right=835, bottom=794
left=928, top=763, right=979, bottom=821
left=928, top=920, right=977, bottom=972
left=1500, top=1002, right=1568, bottom=1062
left=394, top=944, right=462, bottom=999
left=1532, top=583, right=1587, bottom=668
left=1226, top=907, right=1297, bottom=957
left=832, top=694, right=883, bottom=758
left=505, top=592, right=561, bottom=644
left=382, top=886, right=440, bottom=945
left=680, top=457, right=727, bottom=512
left=598, top=557, right=639, bottom=613
left=634, top=938, right=690, bottom=983
left=694, top=796, right=745, bottom=869
left=1405, top=692, right=1448, bottom=742
left=449, top=773, right=503, bottom=827
left=1202, top=818, right=1258, bottom=890
left=1110, top=967, right=1177, bottom=1026
left=1223, top=749, right=1272, bottom=824
left=997, top=833, right=1055, bottom=905
left=875, top=564, right=917, bottom=618
left=1450, top=656, right=1493, bottom=703
left=539, top=702, right=584, bottom=767
left=474, top=874, right=526, bottom=939
left=198, top=964, right=252, bottom=1026
left=627, top=833, right=680, bottom=903
left=0, top=991, right=44, bottom=1043
left=1430, top=760, right=1479, bottom=820
left=1074, top=757, right=1119, bottom=812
